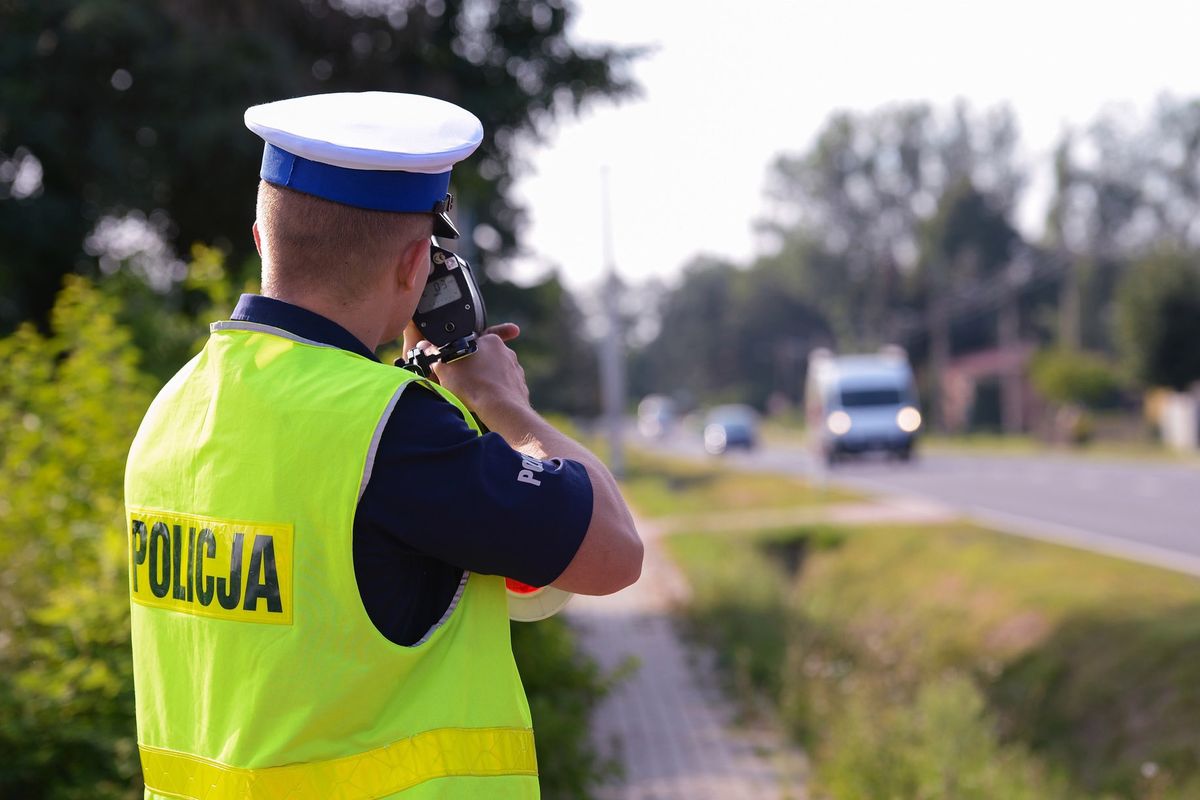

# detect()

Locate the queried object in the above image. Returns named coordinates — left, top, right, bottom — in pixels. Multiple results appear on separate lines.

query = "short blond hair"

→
left=256, top=181, right=432, bottom=302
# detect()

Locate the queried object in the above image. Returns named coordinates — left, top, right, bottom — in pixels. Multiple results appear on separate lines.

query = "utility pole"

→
left=927, top=256, right=951, bottom=433
left=1058, top=257, right=1081, bottom=351
left=1050, top=137, right=1081, bottom=351
left=599, top=167, right=626, bottom=477
left=999, top=255, right=1031, bottom=434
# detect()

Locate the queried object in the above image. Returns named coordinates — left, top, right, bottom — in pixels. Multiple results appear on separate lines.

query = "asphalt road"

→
left=645, top=432, right=1200, bottom=575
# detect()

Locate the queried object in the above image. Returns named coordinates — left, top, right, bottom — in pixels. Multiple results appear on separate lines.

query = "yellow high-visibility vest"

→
left=125, top=320, right=538, bottom=800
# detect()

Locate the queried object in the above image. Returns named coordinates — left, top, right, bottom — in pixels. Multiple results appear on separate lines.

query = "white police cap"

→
left=244, top=92, right=484, bottom=238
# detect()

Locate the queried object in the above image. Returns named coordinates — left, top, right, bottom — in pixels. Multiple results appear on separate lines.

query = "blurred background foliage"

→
left=0, top=279, right=148, bottom=798
left=1116, top=249, right=1200, bottom=392
left=0, top=0, right=641, bottom=331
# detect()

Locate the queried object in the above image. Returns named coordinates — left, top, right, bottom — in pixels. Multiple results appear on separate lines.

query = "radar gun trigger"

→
left=399, top=238, right=487, bottom=378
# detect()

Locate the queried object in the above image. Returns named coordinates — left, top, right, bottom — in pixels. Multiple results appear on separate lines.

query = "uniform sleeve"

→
left=355, top=384, right=593, bottom=587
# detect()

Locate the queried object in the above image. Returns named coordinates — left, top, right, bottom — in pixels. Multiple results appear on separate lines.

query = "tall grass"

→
left=667, top=524, right=1200, bottom=799
left=618, top=450, right=859, bottom=517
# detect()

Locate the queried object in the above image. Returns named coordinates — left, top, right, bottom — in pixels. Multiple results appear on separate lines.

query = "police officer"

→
left=124, top=92, right=642, bottom=800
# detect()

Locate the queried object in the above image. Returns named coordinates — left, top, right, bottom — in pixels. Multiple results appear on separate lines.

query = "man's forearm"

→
left=481, top=401, right=642, bottom=594
left=488, top=403, right=627, bottom=519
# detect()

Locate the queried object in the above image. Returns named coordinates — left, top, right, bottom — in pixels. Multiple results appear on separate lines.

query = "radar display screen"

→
left=417, top=274, right=463, bottom=314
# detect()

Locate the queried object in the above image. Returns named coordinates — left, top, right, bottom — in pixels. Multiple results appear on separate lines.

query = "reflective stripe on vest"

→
left=141, top=726, right=537, bottom=800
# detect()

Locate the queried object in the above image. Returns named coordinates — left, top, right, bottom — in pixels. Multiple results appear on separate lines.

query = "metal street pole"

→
left=599, top=167, right=626, bottom=477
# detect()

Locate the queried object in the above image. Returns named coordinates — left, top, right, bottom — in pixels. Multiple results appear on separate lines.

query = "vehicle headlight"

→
left=826, top=410, right=852, bottom=436
left=896, top=406, right=922, bottom=433
left=703, top=425, right=728, bottom=454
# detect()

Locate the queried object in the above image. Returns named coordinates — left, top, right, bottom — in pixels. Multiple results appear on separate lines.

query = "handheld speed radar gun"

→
left=399, top=238, right=573, bottom=622
left=400, top=239, right=486, bottom=377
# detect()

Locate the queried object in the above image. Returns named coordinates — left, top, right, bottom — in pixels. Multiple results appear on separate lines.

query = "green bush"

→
left=1030, top=348, right=1122, bottom=409
left=1030, top=348, right=1123, bottom=444
left=0, top=277, right=150, bottom=799
left=822, top=675, right=1067, bottom=800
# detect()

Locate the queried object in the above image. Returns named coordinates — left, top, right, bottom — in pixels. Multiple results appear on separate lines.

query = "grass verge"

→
left=921, top=433, right=1199, bottom=464
left=666, top=523, right=1200, bottom=799
left=619, top=448, right=860, bottom=517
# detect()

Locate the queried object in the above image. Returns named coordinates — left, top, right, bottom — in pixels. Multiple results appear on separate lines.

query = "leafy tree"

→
left=1116, top=251, right=1200, bottom=391
left=917, top=179, right=1019, bottom=292
left=915, top=177, right=1021, bottom=420
left=632, top=255, right=832, bottom=410
left=0, top=0, right=641, bottom=329
left=1146, top=98, right=1200, bottom=249
left=728, top=259, right=833, bottom=408
left=634, top=104, right=1025, bottom=411
left=760, top=102, right=1022, bottom=349
left=1045, top=122, right=1147, bottom=353
left=1046, top=97, right=1200, bottom=351
left=632, top=256, right=741, bottom=405
left=484, top=271, right=600, bottom=416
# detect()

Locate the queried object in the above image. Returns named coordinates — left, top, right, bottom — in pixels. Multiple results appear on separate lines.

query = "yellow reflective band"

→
left=140, top=726, right=537, bottom=800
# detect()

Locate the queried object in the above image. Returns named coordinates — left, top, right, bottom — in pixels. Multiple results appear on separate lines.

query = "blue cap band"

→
left=260, top=143, right=452, bottom=213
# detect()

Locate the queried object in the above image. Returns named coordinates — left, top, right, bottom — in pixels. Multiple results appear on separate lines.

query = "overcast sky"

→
left=505, top=0, right=1200, bottom=291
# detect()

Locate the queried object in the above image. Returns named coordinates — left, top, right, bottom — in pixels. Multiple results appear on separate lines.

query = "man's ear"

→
left=397, top=236, right=429, bottom=291
left=251, top=222, right=263, bottom=257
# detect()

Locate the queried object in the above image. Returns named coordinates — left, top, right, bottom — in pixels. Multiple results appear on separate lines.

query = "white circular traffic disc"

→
left=506, top=582, right=573, bottom=622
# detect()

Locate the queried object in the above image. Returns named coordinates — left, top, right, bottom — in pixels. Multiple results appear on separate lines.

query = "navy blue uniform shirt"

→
left=230, top=295, right=592, bottom=645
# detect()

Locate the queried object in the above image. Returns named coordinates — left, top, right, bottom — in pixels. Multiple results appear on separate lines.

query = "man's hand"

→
left=417, top=320, right=642, bottom=596
left=427, top=324, right=528, bottom=427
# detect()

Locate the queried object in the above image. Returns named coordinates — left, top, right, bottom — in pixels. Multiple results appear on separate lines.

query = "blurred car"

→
left=703, top=404, right=759, bottom=454
left=806, top=346, right=922, bottom=464
left=637, top=394, right=678, bottom=439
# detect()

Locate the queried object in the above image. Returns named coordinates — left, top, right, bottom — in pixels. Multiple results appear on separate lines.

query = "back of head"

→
left=256, top=181, right=431, bottom=304
left=244, top=92, right=483, bottom=305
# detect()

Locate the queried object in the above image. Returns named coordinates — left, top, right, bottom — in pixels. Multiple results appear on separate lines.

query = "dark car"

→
left=703, top=404, right=759, bottom=455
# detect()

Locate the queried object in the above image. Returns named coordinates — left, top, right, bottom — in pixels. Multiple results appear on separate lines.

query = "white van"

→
left=806, top=347, right=922, bottom=464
